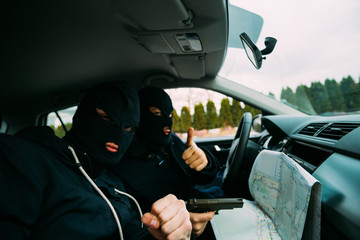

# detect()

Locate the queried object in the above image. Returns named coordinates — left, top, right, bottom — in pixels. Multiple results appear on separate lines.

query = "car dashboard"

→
left=259, top=114, right=360, bottom=239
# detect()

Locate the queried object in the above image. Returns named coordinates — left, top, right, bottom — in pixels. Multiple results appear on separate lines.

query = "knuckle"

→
left=157, top=211, right=166, bottom=222
left=192, top=220, right=201, bottom=229
left=167, top=194, right=177, bottom=201
left=161, top=223, right=171, bottom=235
left=151, top=205, right=160, bottom=215
left=194, top=225, right=201, bottom=232
left=178, top=199, right=186, bottom=208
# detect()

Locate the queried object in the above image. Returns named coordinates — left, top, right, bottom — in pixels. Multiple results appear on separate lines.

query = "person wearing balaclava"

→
left=0, top=82, right=192, bottom=240
left=109, top=86, right=219, bottom=238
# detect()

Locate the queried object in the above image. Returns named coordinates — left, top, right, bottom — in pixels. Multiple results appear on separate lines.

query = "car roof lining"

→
left=2, top=0, right=228, bottom=117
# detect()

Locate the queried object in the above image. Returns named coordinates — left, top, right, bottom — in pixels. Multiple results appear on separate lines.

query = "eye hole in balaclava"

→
left=136, top=86, right=174, bottom=150
left=96, top=108, right=138, bottom=132
left=63, top=81, right=140, bottom=168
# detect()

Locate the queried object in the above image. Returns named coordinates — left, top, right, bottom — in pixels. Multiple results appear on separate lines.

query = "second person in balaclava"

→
left=108, top=86, right=220, bottom=238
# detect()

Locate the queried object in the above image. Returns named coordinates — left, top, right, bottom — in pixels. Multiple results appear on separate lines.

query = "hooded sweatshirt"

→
left=0, top=82, right=154, bottom=240
left=0, top=127, right=152, bottom=239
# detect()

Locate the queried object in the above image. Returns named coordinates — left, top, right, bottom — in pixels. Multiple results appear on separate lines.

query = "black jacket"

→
left=109, top=132, right=219, bottom=212
left=0, top=127, right=152, bottom=240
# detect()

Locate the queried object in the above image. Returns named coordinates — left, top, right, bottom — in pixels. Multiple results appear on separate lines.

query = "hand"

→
left=142, top=194, right=192, bottom=240
left=189, top=211, right=215, bottom=237
left=182, top=127, right=208, bottom=171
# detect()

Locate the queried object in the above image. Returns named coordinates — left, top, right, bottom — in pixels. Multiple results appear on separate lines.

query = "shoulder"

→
left=16, top=126, right=57, bottom=142
left=0, top=127, right=70, bottom=172
left=170, top=132, right=185, bottom=145
left=0, top=132, right=40, bottom=153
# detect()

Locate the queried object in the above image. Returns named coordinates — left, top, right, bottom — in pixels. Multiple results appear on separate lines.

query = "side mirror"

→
left=252, top=114, right=263, bottom=133
left=240, top=32, right=277, bottom=69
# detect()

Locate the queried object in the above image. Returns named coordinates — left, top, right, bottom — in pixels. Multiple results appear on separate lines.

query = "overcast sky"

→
left=219, top=0, right=360, bottom=98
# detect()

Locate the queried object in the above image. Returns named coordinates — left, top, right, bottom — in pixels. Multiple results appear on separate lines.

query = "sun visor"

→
left=117, top=0, right=193, bottom=30
left=227, top=4, right=263, bottom=48
left=133, top=34, right=175, bottom=54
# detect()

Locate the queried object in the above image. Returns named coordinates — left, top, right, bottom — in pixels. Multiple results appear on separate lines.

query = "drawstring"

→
left=114, top=188, right=144, bottom=228
left=68, top=146, right=124, bottom=240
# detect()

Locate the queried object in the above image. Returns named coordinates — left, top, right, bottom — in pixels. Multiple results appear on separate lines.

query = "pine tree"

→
left=193, top=103, right=207, bottom=130
left=206, top=100, right=218, bottom=129
left=180, top=106, right=192, bottom=132
left=231, top=99, right=243, bottom=127
left=268, top=92, right=275, bottom=98
left=172, top=109, right=181, bottom=132
left=219, top=98, right=233, bottom=127
left=280, top=87, right=296, bottom=106
left=324, top=79, right=345, bottom=112
left=243, top=104, right=260, bottom=118
left=340, top=75, right=360, bottom=112
left=295, top=85, right=316, bottom=114
left=308, top=81, right=332, bottom=114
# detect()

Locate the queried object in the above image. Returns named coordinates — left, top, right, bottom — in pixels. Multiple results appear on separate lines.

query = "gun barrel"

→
left=186, top=198, right=244, bottom=213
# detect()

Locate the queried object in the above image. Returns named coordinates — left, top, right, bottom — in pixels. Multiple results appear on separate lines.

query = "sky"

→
left=219, top=0, right=360, bottom=99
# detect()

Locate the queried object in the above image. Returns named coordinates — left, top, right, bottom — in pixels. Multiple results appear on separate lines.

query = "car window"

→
left=47, top=106, right=76, bottom=138
left=47, top=89, right=261, bottom=140
left=165, top=88, right=261, bottom=140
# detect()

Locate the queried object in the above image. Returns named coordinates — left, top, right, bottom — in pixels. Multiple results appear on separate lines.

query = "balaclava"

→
left=63, top=81, right=140, bottom=168
left=136, top=86, right=174, bottom=150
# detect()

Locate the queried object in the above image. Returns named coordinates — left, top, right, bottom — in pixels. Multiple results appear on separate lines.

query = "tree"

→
left=294, top=85, right=316, bottom=114
left=172, top=109, right=181, bottom=132
left=268, top=92, right=275, bottom=99
left=340, top=75, right=360, bottom=112
left=308, top=81, right=332, bottom=114
left=206, top=100, right=218, bottom=129
left=50, top=123, right=72, bottom=138
left=324, top=78, right=345, bottom=112
left=219, top=98, right=233, bottom=127
left=280, top=87, right=296, bottom=106
left=243, top=104, right=261, bottom=118
left=231, top=99, right=243, bottom=127
left=193, top=103, right=207, bottom=130
left=180, top=106, right=192, bottom=132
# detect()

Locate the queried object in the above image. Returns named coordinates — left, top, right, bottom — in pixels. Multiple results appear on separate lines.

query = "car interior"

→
left=2, top=0, right=360, bottom=239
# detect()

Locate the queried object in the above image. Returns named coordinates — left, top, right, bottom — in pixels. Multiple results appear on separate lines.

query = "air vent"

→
left=298, top=123, right=328, bottom=136
left=317, top=123, right=360, bottom=140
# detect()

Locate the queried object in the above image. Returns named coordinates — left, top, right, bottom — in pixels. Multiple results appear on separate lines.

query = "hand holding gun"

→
left=186, top=198, right=244, bottom=214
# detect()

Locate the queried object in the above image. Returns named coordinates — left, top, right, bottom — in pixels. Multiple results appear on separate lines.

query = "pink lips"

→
left=105, top=142, right=119, bottom=153
left=163, top=127, right=171, bottom=135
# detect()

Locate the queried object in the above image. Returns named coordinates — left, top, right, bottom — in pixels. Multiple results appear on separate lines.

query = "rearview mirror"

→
left=240, top=32, right=277, bottom=70
left=240, top=32, right=263, bottom=69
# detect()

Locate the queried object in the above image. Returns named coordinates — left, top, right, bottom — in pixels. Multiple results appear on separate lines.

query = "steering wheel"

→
left=222, top=112, right=252, bottom=197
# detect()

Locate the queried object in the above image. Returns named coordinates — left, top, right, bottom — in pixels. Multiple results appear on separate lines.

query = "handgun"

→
left=186, top=198, right=244, bottom=214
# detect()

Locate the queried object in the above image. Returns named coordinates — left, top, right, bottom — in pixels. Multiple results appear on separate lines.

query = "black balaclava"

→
left=63, top=81, right=140, bottom=168
left=136, top=86, right=174, bottom=150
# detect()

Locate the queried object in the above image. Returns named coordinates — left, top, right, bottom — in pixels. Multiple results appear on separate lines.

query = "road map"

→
left=211, top=150, right=321, bottom=240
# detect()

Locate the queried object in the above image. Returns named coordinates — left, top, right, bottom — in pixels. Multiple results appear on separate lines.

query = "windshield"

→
left=220, top=0, right=360, bottom=116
